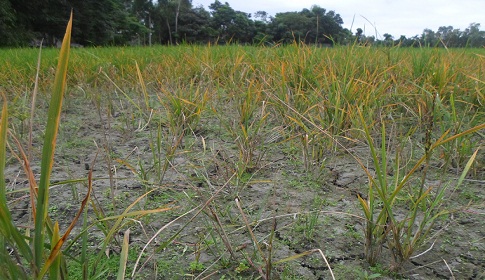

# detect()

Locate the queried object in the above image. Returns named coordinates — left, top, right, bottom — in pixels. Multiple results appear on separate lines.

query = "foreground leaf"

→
left=34, top=11, right=72, bottom=275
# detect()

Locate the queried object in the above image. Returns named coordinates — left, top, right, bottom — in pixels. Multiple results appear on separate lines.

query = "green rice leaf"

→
left=117, top=229, right=131, bottom=280
left=34, top=11, right=72, bottom=275
left=49, top=222, right=61, bottom=280
left=1, top=92, right=32, bottom=279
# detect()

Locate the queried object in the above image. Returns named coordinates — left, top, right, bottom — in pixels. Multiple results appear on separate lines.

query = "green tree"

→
left=130, top=0, right=154, bottom=45
left=396, top=35, right=407, bottom=46
left=355, top=28, right=363, bottom=43
left=464, top=23, right=485, bottom=47
left=383, top=33, right=393, bottom=46
left=0, top=0, right=19, bottom=46
left=208, top=1, right=254, bottom=44
left=267, top=5, right=344, bottom=45
left=70, top=0, right=140, bottom=46
left=311, top=6, right=344, bottom=44
left=177, top=6, right=212, bottom=43
left=254, top=11, right=269, bottom=23
left=9, top=0, right=69, bottom=46
left=421, top=28, right=438, bottom=47
left=152, top=0, right=193, bottom=44
left=268, top=12, right=312, bottom=43
left=1, top=0, right=140, bottom=46
left=151, top=0, right=172, bottom=44
left=253, top=17, right=271, bottom=45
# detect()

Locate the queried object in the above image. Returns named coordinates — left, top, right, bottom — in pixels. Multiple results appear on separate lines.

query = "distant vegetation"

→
left=1, top=0, right=484, bottom=47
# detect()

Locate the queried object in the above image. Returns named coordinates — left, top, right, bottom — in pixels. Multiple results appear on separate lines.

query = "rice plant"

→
left=0, top=13, right=77, bottom=279
left=356, top=105, right=484, bottom=271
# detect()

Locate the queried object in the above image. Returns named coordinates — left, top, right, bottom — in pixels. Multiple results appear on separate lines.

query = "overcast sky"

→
left=192, top=0, right=485, bottom=38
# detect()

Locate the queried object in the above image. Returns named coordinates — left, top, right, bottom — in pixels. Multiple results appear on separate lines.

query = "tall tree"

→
left=268, top=11, right=312, bottom=44
left=208, top=1, right=254, bottom=43
left=0, top=0, right=22, bottom=46
left=463, top=23, right=485, bottom=47
left=421, top=28, right=437, bottom=47
left=177, top=5, right=211, bottom=43
left=153, top=0, right=192, bottom=44
left=128, top=0, right=154, bottom=45
left=267, top=5, right=345, bottom=45
left=71, top=0, right=139, bottom=46
left=254, top=11, right=268, bottom=23
left=173, top=0, right=193, bottom=43
left=355, top=28, right=363, bottom=43
left=253, top=12, right=271, bottom=45
left=9, top=0, right=69, bottom=46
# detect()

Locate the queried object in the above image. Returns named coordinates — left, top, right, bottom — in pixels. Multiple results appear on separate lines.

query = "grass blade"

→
left=33, top=11, right=72, bottom=275
left=455, top=148, right=479, bottom=188
left=135, top=61, right=150, bottom=112
left=49, top=222, right=61, bottom=280
left=117, top=229, right=131, bottom=280
left=0, top=93, right=8, bottom=216
left=29, top=39, right=43, bottom=161
left=0, top=93, right=33, bottom=278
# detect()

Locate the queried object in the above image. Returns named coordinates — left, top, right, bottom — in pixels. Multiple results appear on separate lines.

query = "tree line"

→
left=0, top=0, right=484, bottom=48
left=357, top=23, right=485, bottom=48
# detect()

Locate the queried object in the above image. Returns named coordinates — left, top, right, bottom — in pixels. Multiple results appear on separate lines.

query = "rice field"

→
left=1, top=31, right=484, bottom=279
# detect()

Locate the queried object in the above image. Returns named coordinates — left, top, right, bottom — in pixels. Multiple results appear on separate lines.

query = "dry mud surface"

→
left=5, top=93, right=484, bottom=279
